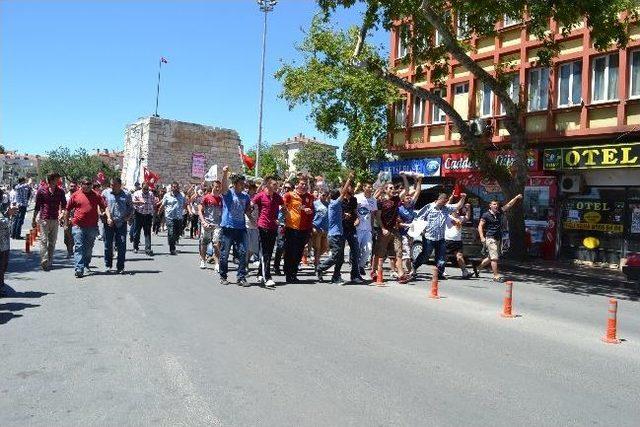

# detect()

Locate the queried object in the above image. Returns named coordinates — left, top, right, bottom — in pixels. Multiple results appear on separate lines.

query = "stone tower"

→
left=121, top=116, right=243, bottom=188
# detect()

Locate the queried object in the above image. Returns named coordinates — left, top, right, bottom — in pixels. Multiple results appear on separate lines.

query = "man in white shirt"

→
left=354, top=181, right=378, bottom=276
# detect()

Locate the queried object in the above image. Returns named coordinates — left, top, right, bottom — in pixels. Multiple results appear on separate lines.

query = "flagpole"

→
left=154, top=59, right=162, bottom=117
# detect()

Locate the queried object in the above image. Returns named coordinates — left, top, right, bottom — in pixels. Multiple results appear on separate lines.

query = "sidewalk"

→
left=502, top=258, right=639, bottom=300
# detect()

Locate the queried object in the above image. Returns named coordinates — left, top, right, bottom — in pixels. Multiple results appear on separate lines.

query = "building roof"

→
left=272, top=133, right=337, bottom=150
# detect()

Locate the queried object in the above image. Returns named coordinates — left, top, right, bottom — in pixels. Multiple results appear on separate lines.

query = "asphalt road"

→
left=1, top=226, right=639, bottom=426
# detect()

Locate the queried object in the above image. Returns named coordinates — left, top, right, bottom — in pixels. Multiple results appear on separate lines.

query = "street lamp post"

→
left=255, top=0, right=277, bottom=178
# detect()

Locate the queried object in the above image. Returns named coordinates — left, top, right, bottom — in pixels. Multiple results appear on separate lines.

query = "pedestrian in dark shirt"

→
left=32, top=173, right=66, bottom=271
left=477, top=194, right=523, bottom=282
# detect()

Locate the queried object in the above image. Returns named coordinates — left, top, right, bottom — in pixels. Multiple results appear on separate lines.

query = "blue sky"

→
left=1, top=0, right=388, bottom=156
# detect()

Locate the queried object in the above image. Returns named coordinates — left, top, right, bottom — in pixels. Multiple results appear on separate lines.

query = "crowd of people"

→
left=0, top=167, right=523, bottom=295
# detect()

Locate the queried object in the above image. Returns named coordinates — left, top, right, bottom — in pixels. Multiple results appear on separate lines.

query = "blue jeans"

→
left=104, top=222, right=127, bottom=271
left=412, top=239, right=447, bottom=275
left=11, top=205, right=27, bottom=238
left=219, top=227, right=247, bottom=280
left=72, top=226, right=98, bottom=273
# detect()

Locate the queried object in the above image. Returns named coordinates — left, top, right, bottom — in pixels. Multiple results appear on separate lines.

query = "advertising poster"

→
left=191, top=153, right=206, bottom=178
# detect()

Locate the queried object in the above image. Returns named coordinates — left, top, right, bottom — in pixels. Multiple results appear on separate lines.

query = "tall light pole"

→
left=255, top=0, right=277, bottom=178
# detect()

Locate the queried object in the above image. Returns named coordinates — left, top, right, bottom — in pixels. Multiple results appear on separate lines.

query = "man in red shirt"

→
left=282, top=176, right=314, bottom=283
left=64, top=177, right=110, bottom=278
left=251, top=175, right=284, bottom=287
left=32, top=172, right=66, bottom=271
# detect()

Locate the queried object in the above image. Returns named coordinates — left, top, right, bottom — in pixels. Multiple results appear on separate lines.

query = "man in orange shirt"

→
left=282, top=176, right=314, bottom=283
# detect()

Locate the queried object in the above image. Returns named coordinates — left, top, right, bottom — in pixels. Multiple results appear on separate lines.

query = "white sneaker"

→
left=199, top=260, right=206, bottom=269
left=214, top=263, right=219, bottom=272
left=265, top=279, right=276, bottom=288
left=257, top=275, right=263, bottom=283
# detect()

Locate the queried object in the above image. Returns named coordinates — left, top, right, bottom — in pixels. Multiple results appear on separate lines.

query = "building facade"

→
left=271, top=133, right=338, bottom=173
left=0, top=152, right=40, bottom=187
left=121, top=116, right=242, bottom=189
left=388, top=14, right=640, bottom=268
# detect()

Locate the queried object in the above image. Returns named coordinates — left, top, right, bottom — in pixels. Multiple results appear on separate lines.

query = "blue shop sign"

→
left=370, top=158, right=441, bottom=177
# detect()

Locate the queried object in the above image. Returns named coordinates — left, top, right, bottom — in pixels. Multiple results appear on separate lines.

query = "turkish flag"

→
left=238, top=146, right=255, bottom=170
left=143, top=167, right=160, bottom=189
left=96, top=171, right=106, bottom=184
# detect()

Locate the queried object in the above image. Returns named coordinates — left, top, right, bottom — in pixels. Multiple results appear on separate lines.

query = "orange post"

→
left=302, top=254, right=308, bottom=266
left=501, top=281, right=515, bottom=318
left=602, top=298, right=621, bottom=344
left=375, top=267, right=384, bottom=286
left=25, top=234, right=31, bottom=253
left=429, top=266, right=440, bottom=299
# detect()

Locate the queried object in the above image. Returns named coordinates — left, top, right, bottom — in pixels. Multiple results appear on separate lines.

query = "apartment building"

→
left=388, top=14, right=640, bottom=267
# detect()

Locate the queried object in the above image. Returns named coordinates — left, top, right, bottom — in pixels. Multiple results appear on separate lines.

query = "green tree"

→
left=276, top=17, right=399, bottom=183
left=288, top=0, right=636, bottom=258
left=293, top=142, right=343, bottom=186
left=39, top=146, right=119, bottom=183
left=246, top=143, right=288, bottom=178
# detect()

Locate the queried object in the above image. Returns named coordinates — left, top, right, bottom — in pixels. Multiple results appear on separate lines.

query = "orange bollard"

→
left=429, top=266, right=440, bottom=299
left=25, top=234, right=31, bottom=253
left=501, top=281, right=516, bottom=318
left=375, top=267, right=384, bottom=286
left=602, top=298, right=621, bottom=344
left=302, top=254, right=308, bottom=266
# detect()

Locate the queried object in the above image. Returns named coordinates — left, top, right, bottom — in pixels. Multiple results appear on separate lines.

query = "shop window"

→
left=592, top=53, right=619, bottom=102
left=500, top=74, right=520, bottom=114
left=558, top=60, right=582, bottom=107
left=528, top=67, right=550, bottom=112
left=412, top=96, right=426, bottom=126
left=431, top=88, right=447, bottom=124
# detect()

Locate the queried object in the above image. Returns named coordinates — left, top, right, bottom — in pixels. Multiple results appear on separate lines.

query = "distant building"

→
left=94, top=149, right=124, bottom=174
left=271, top=133, right=338, bottom=172
left=0, top=152, right=41, bottom=187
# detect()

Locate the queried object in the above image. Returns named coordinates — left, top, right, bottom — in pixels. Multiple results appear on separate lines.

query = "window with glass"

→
left=413, top=96, right=426, bottom=125
left=500, top=74, right=520, bottom=114
left=503, top=15, right=521, bottom=27
left=431, top=89, right=447, bottom=123
left=592, top=53, right=619, bottom=102
left=528, top=67, right=550, bottom=112
left=630, top=50, right=640, bottom=99
left=477, top=82, right=493, bottom=117
left=557, top=60, right=582, bottom=107
left=457, top=15, right=470, bottom=39
left=397, top=26, right=409, bottom=59
left=455, top=82, right=469, bottom=94
left=395, top=99, right=407, bottom=126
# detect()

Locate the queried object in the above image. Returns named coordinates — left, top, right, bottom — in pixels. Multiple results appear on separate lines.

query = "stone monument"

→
left=121, top=116, right=243, bottom=188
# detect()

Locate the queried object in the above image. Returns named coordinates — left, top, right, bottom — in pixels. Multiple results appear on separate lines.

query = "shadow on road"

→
left=504, top=263, right=639, bottom=302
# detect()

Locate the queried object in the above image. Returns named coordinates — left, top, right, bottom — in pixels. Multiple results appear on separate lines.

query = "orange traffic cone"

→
left=376, top=267, right=384, bottom=286
left=602, top=298, right=621, bottom=344
left=302, top=253, right=308, bottom=266
left=501, top=281, right=516, bottom=318
left=429, top=267, right=440, bottom=299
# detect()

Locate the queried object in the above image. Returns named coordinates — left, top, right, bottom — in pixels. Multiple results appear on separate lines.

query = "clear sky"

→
left=1, top=0, right=388, bottom=157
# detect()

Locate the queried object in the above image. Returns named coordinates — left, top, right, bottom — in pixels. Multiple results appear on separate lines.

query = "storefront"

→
left=441, top=150, right=558, bottom=260
left=543, top=142, right=640, bottom=267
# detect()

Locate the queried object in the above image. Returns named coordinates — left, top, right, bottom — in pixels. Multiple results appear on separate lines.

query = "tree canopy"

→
left=245, top=143, right=288, bottom=178
left=292, top=142, right=343, bottom=186
left=276, top=17, right=399, bottom=181
left=39, top=146, right=119, bottom=183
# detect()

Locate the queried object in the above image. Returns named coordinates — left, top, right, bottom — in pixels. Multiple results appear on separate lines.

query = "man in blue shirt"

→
left=311, top=192, right=329, bottom=269
left=102, top=177, right=133, bottom=273
left=160, top=181, right=186, bottom=255
left=218, top=165, right=251, bottom=287
left=11, top=177, right=32, bottom=239
left=316, top=172, right=354, bottom=285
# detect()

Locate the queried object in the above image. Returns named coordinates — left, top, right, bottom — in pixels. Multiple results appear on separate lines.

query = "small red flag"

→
left=238, top=146, right=255, bottom=170
left=96, top=171, right=106, bottom=184
left=161, top=57, right=168, bottom=64
left=143, top=167, right=160, bottom=189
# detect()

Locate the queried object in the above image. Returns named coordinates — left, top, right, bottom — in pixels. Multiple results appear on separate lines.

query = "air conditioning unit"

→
left=469, top=118, right=491, bottom=136
left=560, top=174, right=584, bottom=193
